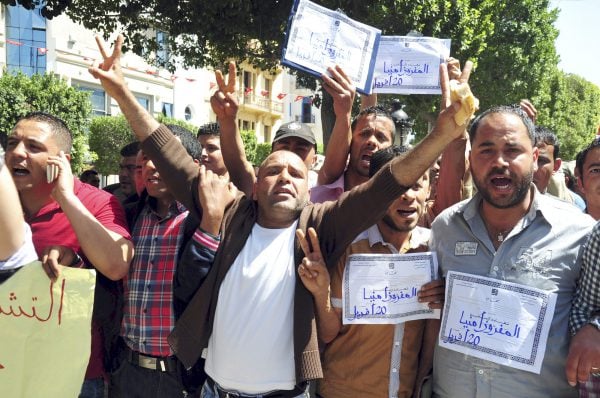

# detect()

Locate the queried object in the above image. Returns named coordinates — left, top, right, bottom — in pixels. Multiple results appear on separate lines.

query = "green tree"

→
left=240, top=129, right=258, bottom=165
left=538, top=72, right=600, bottom=160
left=0, top=72, right=92, bottom=172
left=88, top=115, right=135, bottom=175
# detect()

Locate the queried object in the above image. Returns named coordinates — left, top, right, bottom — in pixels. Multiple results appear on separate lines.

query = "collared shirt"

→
left=570, top=221, right=600, bottom=332
left=310, top=174, right=345, bottom=203
left=122, top=200, right=189, bottom=357
left=321, top=224, right=431, bottom=398
left=430, top=187, right=594, bottom=398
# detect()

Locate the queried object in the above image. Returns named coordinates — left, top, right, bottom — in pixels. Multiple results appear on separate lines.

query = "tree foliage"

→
left=10, top=0, right=598, bottom=157
left=88, top=115, right=135, bottom=175
left=538, top=72, right=600, bottom=160
left=0, top=71, right=92, bottom=172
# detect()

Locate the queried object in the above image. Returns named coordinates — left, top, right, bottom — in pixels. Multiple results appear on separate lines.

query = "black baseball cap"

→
left=273, top=122, right=316, bottom=147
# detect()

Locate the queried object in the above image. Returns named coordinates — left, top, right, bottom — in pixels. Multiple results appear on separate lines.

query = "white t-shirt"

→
left=205, top=221, right=298, bottom=394
left=0, top=223, right=37, bottom=270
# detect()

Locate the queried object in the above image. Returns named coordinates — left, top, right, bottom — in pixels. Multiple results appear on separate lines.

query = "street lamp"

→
left=390, top=99, right=414, bottom=146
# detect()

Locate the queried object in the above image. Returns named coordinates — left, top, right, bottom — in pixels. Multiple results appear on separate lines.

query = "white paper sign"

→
left=282, top=0, right=381, bottom=94
left=439, top=271, right=557, bottom=374
left=372, top=36, right=451, bottom=94
left=342, top=252, right=440, bottom=324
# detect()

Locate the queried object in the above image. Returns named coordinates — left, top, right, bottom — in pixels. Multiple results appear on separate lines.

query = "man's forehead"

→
left=11, top=119, right=53, bottom=139
left=261, top=151, right=306, bottom=169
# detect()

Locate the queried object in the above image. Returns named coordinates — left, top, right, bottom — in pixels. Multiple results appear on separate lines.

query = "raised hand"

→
left=296, top=227, right=330, bottom=298
left=88, top=35, right=127, bottom=99
left=210, top=62, right=239, bottom=121
left=321, top=65, right=356, bottom=119
left=197, top=165, right=237, bottom=236
left=520, top=99, right=538, bottom=124
left=47, top=150, right=74, bottom=204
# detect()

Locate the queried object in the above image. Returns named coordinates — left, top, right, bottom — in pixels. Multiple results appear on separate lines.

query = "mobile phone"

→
left=46, top=164, right=59, bottom=183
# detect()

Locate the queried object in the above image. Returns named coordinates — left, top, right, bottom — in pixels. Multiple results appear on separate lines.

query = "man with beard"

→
left=296, top=145, right=444, bottom=398
left=430, top=106, right=596, bottom=397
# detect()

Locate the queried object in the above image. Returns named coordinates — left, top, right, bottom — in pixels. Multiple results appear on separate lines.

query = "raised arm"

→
left=431, top=59, right=474, bottom=216
left=211, top=62, right=256, bottom=197
left=317, top=66, right=355, bottom=186
left=297, top=228, right=341, bottom=343
left=316, top=63, right=468, bottom=266
left=42, top=151, right=133, bottom=280
left=175, top=166, right=236, bottom=303
left=88, top=35, right=159, bottom=142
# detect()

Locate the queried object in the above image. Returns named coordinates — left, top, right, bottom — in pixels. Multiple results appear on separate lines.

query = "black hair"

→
left=165, top=124, right=202, bottom=161
left=468, top=105, right=535, bottom=144
left=369, top=145, right=411, bottom=177
left=197, top=122, right=220, bottom=137
left=120, top=141, right=140, bottom=157
left=17, top=111, right=72, bottom=153
left=534, top=126, right=560, bottom=159
left=351, top=105, right=394, bottom=133
left=576, top=137, right=600, bottom=184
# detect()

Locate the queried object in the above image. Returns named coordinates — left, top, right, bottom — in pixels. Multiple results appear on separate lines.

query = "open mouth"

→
left=12, top=166, right=30, bottom=176
left=491, top=176, right=512, bottom=190
left=397, top=208, right=417, bottom=217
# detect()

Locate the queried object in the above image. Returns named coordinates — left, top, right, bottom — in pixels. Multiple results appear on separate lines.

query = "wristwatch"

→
left=69, top=252, right=84, bottom=268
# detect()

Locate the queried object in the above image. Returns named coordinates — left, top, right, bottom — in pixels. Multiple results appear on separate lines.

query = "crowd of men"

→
left=1, top=34, right=599, bottom=398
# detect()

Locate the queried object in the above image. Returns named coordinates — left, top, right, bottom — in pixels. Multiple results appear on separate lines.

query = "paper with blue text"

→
left=372, top=36, right=451, bottom=94
left=439, top=271, right=557, bottom=374
left=342, top=252, right=440, bottom=324
left=282, top=0, right=381, bottom=94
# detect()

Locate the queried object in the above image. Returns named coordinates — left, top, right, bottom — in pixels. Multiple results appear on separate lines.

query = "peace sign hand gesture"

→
left=296, top=227, right=330, bottom=298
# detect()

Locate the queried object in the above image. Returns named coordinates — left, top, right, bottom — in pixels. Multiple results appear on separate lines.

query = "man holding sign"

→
left=431, top=105, right=596, bottom=397
left=297, top=145, right=443, bottom=398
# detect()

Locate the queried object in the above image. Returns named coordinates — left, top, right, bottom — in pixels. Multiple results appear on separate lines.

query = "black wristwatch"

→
left=69, top=252, right=84, bottom=267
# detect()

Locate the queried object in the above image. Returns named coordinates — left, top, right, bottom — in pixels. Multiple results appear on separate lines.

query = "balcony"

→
left=237, top=90, right=284, bottom=114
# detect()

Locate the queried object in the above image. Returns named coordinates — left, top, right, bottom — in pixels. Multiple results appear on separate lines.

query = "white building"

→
left=0, top=3, right=322, bottom=145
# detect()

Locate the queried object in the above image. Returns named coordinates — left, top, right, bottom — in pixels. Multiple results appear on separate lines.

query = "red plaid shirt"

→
left=121, top=201, right=188, bottom=356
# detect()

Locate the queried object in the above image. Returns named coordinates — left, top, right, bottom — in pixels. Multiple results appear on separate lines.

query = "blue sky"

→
left=550, top=0, right=600, bottom=87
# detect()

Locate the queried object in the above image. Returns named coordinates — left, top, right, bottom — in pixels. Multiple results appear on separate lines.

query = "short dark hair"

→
left=469, top=105, right=535, bottom=144
left=120, top=141, right=139, bottom=157
left=17, top=111, right=72, bottom=153
left=351, top=105, right=394, bottom=134
left=197, top=122, right=220, bottom=137
left=534, top=126, right=560, bottom=159
left=165, top=124, right=201, bottom=160
left=369, top=145, right=411, bottom=177
left=576, top=137, right=600, bottom=184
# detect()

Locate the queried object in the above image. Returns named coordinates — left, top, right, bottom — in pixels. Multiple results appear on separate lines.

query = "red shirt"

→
left=27, top=179, right=131, bottom=379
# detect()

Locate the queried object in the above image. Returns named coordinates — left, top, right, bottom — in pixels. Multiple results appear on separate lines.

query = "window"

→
left=156, top=31, right=169, bottom=65
left=6, top=1, right=46, bottom=76
left=301, top=97, right=312, bottom=124
left=184, top=106, right=193, bottom=121
left=135, top=95, right=151, bottom=111
left=264, top=125, right=272, bottom=142
left=76, top=85, right=108, bottom=116
left=162, top=103, right=174, bottom=118
left=263, top=77, right=271, bottom=97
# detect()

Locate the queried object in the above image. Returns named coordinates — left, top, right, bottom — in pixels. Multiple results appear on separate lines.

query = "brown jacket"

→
left=141, top=125, right=410, bottom=383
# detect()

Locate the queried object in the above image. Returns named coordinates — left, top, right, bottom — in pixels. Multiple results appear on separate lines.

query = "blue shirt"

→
left=430, top=187, right=594, bottom=398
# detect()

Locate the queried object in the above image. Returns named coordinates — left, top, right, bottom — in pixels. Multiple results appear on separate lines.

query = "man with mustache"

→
left=430, top=105, right=597, bottom=397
